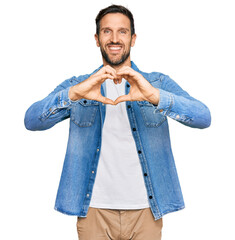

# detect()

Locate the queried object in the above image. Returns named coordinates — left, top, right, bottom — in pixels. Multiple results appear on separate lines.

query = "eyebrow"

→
left=100, top=27, right=130, bottom=32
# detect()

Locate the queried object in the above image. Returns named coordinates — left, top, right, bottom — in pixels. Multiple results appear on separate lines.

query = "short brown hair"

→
left=95, top=4, right=135, bottom=36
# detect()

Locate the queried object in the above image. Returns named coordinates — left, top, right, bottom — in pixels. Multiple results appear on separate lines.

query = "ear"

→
left=94, top=34, right=100, bottom=47
left=131, top=34, right=137, bottom=47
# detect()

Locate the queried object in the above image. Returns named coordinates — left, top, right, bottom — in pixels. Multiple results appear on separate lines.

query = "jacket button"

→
left=144, top=173, right=147, bottom=176
left=86, top=194, right=90, bottom=197
left=159, top=109, right=163, bottom=112
left=84, top=100, right=87, bottom=104
left=127, top=105, right=131, bottom=108
left=149, top=196, right=153, bottom=199
left=133, top=128, right=136, bottom=131
left=127, top=84, right=130, bottom=87
left=138, top=150, right=142, bottom=154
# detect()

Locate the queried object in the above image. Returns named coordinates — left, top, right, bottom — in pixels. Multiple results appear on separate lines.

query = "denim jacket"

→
left=24, top=61, right=211, bottom=220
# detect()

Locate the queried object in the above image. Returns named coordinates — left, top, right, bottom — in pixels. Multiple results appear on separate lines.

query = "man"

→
left=24, top=4, right=211, bottom=240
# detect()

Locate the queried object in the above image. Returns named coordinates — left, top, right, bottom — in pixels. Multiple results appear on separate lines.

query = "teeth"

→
left=110, top=47, right=121, bottom=50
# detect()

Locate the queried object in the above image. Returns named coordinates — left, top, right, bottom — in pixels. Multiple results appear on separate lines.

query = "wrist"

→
left=149, top=88, right=160, bottom=105
left=68, top=85, right=82, bottom=101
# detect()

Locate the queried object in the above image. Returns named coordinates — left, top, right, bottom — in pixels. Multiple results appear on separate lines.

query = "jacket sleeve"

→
left=153, top=75, right=211, bottom=129
left=24, top=77, right=78, bottom=131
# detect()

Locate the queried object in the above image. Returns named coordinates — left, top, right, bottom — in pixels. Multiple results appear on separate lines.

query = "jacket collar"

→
left=92, top=61, right=139, bottom=75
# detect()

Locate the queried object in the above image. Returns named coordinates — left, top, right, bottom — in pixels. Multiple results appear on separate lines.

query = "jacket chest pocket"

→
left=71, top=99, right=99, bottom=127
left=137, top=101, right=166, bottom=128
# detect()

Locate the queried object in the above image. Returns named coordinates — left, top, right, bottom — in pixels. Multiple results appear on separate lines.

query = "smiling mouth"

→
left=107, top=45, right=122, bottom=53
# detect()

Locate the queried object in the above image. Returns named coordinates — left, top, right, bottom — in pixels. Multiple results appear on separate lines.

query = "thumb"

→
left=98, top=95, right=115, bottom=105
left=114, top=94, right=131, bottom=105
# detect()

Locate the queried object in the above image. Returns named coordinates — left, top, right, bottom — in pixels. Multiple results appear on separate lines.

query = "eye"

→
left=104, top=29, right=111, bottom=34
left=120, top=30, right=127, bottom=34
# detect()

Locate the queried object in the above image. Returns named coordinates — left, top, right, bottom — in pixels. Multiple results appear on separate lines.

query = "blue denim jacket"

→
left=24, top=61, right=211, bottom=220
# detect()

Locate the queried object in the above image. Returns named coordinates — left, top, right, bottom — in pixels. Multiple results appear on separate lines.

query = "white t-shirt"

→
left=89, top=79, right=150, bottom=209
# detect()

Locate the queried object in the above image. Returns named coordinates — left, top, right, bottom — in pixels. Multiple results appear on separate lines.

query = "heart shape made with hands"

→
left=100, top=66, right=159, bottom=106
left=69, top=65, right=160, bottom=106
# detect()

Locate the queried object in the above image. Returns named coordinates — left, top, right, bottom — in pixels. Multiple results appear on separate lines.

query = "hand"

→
left=69, top=65, right=118, bottom=105
left=114, top=66, right=160, bottom=105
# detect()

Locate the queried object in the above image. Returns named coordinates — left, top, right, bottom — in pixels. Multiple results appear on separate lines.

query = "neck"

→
left=103, top=57, right=132, bottom=71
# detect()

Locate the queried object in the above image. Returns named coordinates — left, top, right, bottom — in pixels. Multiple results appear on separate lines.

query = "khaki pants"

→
left=77, top=207, right=163, bottom=240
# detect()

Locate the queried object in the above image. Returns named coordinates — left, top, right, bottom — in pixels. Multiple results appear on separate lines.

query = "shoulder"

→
left=60, top=65, right=103, bottom=87
left=131, top=62, right=167, bottom=83
left=139, top=70, right=166, bottom=83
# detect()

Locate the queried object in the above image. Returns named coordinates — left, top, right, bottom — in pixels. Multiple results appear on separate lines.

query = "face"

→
left=95, top=13, right=136, bottom=67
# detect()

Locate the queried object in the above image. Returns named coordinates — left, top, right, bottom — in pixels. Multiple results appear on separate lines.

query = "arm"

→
left=153, top=75, right=211, bottom=129
left=24, top=66, right=117, bottom=131
left=24, top=77, right=76, bottom=131
left=114, top=67, right=211, bottom=129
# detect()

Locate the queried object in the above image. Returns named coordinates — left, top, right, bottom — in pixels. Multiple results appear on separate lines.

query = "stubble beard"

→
left=99, top=41, right=131, bottom=66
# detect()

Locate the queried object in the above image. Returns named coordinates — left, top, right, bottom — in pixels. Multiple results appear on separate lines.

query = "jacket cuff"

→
left=39, top=88, right=72, bottom=121
left=152, top=88, right=173, bottom=115
left=59, top=88, right=72, bottom=107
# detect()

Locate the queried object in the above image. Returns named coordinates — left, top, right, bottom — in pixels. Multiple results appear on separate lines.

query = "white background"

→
left=1, top=0, right=234, bottom=239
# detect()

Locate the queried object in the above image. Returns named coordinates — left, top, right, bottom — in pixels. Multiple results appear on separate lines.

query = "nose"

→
left=111, top=32, right=118, bottom=43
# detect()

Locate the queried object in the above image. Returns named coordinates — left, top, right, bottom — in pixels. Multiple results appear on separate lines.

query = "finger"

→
left=94, top=73, right=115, bottom=83
left=116, top=76, right=122, bottom=84
left=117, top=66, right=130, bottom=72
left=114, top=94, right=131, bottom=105
left=98, top=95, right=115, bottom=105
left=117, top=68, right=142, bottom=83
left=117, top=69, right=135, bottom=78
left=118, top=74, right=135, bottom=84
left=117, top=73, right=135, bottom=84
left=98, top=65, right=117, bottom=78
left=111, top=76, right=122, bottom=84
left=105, top=65, right=117, bottom=76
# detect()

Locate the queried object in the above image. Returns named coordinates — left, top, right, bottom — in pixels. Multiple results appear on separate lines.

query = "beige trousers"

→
left=77, top=207, right=163, bottom=240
